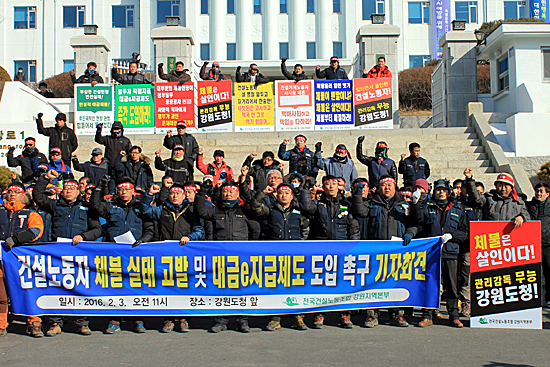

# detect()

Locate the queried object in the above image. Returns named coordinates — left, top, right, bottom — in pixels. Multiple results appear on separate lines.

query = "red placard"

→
left=470, top=221, right=541, bottom=273
left=155, top=82, right=195, bottom=129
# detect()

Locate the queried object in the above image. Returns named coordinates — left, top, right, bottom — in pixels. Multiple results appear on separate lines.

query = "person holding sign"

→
left=463, top=170, right=529, bottom=227
left=315, top=57, right=348, bottom=80
left=200, top=61, right=226, bottom=81
left=158, top=61, right=191, bottom=83
left=363, top=56, right=393, bottom=79
left=281, top=58, right=308, bottom=82
left=235, top=63, right=269, bottom=86
left=111, top=61, right=151, bottom=84
left=0, top=182, right=44, bottom=337
left=414, top=179, right=469, bottom=328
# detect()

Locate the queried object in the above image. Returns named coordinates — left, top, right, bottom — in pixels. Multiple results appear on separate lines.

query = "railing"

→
left=431, top=61, right=445, bottom=127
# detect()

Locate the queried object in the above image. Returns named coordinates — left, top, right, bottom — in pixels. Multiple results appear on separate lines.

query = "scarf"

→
left=172, top=155, right=184, bottom=162
left=222, top=199, right=239, bottom=208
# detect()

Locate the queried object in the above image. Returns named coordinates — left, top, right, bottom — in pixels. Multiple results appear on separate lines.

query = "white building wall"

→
left=0, top=0, right=519, bottom=81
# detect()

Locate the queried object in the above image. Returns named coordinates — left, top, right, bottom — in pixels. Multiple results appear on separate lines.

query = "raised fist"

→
left=69, top=69, right=75, bottom=76
left=316, top=65, right=321, bottom=70
left=37, top=113, right=43, bottom=120
left=149, top=184, right=161, bottom=195
left=155, top=149, right=161, bottom=157
left=315, top=142, right=322, bottom=153
left=283, top=139, right=290, bottom=145
left=203, top=61, right=209, bottom=66
left=250, top=153, right=257, bottom=159
left=401, top=153, right=406, bottom=160
left=112, top=62, right=117, bottom=69
left=120, top=150, right=126, bottom=156
left=463, top=168, right=473, bottom=179
left=158, top=63, right=164, bottom=68
left=363, top=68, right=367, bottom=75
left=96, top=123, right=103, bottom=130
left=71, top=153, right=78, bottom=160
left=47, top=169, right=59, bottom=180
left=241, top=165, right=249, bottom=176
left=236, top=66, right=242, bottom=73
left=282, top=58, right=288, bottom=63
left=167, top=130, right=172, bottom=137
left=357, top=136, right=365, bottom=143
left=264, top=185, right=274, bottom=194
left=8, top=146, right=15, bottom=152
left=198, top=148, right=204, bottom=155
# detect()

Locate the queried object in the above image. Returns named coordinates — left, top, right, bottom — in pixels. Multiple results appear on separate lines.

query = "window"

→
left=157, top=1, right=180, bottom=23
left=504, top=1, right=525, bottom=19
left=408, top=2, right=430, bottom=24
left=63, top=60, right=75, bottom=73
left=498, top=56, right=509, bottom=92
left=543, top=48, right=550, bottom=81
left=228, top=0, right=235, bottom=14
left=280, top=42, right=289, bottom=59
left=201, top=0, right=208, bottom=15
left=112, top=5, right=134, bottom=28
left=253, top=43, right=263, bottom=59
left=280, top=0, right=288, bottom=13
left=227, top=43, right=236, bottom=60
left=409, top=55, right=431, bottom=68
left=307, top=42, right=316, bottom=59
left=200, top=44, right=210, bottom=61
left=333, top=0, right=341, bottom=13
left=63, top=6, right=85, bottom=28
left=14, top=60, right=36, bottom=82
left=455, top=1, right=477, bottom=23
left=307, top=0, right=315, bottom=13
left=14, top=7, right=36, bottom=29
left=333, top=42, right=343, bottom=58
left=254, top=0, right=261, bottom=14
left=362, top=0, right=384, bottom=20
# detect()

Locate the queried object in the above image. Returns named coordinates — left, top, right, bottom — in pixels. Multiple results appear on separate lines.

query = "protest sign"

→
left=234, top=82, right=275, bottom=132
left=154, top=82, right=196, bottom=134
left=74, top=85, right=114, bottom=135
left=114, top=84, right=155, bottom=134
left=197, top=80, right=232, bottom=133
left=275, top=80, right=315, bottom=131
left=353, top=78, right=393, bottom=129
left=314, top=80, right=353, bottom=130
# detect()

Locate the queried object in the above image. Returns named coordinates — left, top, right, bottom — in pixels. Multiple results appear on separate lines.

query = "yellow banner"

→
left=234, top=82, right=275, bottom=132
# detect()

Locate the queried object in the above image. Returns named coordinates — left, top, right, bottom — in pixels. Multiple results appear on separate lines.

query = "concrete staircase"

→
left=75, top=127, right=498, bottom=189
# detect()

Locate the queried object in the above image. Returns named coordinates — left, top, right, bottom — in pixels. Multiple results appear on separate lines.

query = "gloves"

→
left=355, top=182, right=365, bottom=193
left=358, top=136, right=365, bottom=143
left=403, top=233, right=413, bottom=247
left=441, top=233, right=453, bottom=244
left=315, top=142, right=322, bottom=153
left=303, top=177, right=316, bottom=191
left=200, top=180, right=213, bottom=193
left=8, top=146, right=15, bottom=152
left=36, top=113, right=43, bottom=124
left=96, top=122, right=103, bottom=131
left=98, top=175, right=111, bottom=189
left=412, top=190, right=421, bottom=204
left=236, top=66, right=241, bottom=73
left=281, top=58, right=288, bottom=63
left=3, top=237, right=15, bottom=251
left=203, top=61, right=209, bottom=66
left=132, top=240, right=144, bottom=248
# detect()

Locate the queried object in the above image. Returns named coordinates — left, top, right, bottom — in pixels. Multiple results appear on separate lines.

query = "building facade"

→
left=0, top=0, right=527, bottom=82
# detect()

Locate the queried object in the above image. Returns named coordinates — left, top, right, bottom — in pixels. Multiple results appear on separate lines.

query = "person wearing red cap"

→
left=155, top=145, right=192, bottom=185
left=47, top=147, right=74, bottom=186
left=278, top=135, right=318, bottom=178
left=7, top=137, right=48, bottom=184
left=158, top=61, right=191, bottom=83
left=36, top=112, right=78, bottom=168
left=463, top=169, right=529, bottom=227
left=281, top=58, right=308, bottom=81
left=356, top=138, right=398, bottom=189
left=363, top=56, right=393, bottom=79
left=312, top=142, right=358, bottom=191
left=200, top=61, right=226, bottom=81
left=0, top=181, right=44, bottom=337
left=315, top=57, right=348, bottom=80
left=235, top=63, right=269, bottom=85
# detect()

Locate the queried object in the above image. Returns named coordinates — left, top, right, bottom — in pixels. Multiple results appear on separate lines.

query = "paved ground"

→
left=1, top=309, right=549, bottom=367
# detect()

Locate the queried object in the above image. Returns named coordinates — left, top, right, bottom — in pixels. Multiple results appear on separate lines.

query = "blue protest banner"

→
left=530, top=0, right=549, bottom=21
left=1, top=238, right=442, bottom=317
left=314, top=80, right=354, bottom=130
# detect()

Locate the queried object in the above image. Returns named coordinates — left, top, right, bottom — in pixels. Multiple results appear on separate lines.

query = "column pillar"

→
left=289, top=0, right=306, bottom=59
left=151, top=21, right=195, bottom=81
left=210, top=0, right=226, bottom=61
left=316, top=0, right=332, bottom=60
left=263, top=0, right=279, bottom=60
left=236, top=0, right=253, bottom=60
left=70, top=26, right=111, bottom=83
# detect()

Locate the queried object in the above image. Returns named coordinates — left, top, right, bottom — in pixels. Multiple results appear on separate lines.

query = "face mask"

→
left=88, top=68, right=96, bottom=75
left=112, top=130, right=122, bottom=138
left=222, top=199, right=239, bottom=208
left=24, top=146, right=36, bottom=155
left=296, top=165, right=308, bottom=175
left=291, top=182, right=300, bottom=188
left=375, top=148, right=388, bottom=159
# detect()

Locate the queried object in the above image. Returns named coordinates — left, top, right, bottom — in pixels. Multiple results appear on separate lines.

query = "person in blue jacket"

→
left=312, top=143, right=358, bottom=191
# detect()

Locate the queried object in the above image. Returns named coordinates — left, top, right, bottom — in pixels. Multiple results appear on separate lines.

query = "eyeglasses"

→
left=25, top=143, right=34, bottom=147
left=63, top=187, right=78, bottom=192
left=117, top=188, right=133, bottom=193
left=212, top=65, right=219, bottom=69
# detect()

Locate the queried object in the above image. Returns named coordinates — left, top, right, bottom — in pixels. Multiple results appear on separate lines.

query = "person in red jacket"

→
left=196, top=148, right=234, bottom=186
left=363, top=56, right=393, bottom=79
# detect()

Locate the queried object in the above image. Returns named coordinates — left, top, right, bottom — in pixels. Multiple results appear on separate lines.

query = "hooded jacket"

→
left=158, top=66, right=192, bottom=83
left=72, top=157, right=110, bottom=186
left=36, top=119, right=78, bottom=165
left=278, top=144, right=318, bottom=178
left=71, top=69, right=105, bottom=84
left=313, top=152, right=358, bottom=191
left=281, top=62, right=308, bottom=81
left=315, top=65, right=348, bottom=80
left=356, top=139, right=398, bottom=188
left=0, top=198, right=43, bottom=244
left=7, top=147, right=48, bottom=183
left=163, top=133, right=199, bottom=165
left=527, top=197, right=550, bottom=247
left=111, top=69, right=151, bottom=84
left=464, top=177, right=530, bottom=221
left=94, top=125, right=133, bottom=166
left=114, top=154, right=153, bottom=191
left=242, top=155, right=282, bottom=192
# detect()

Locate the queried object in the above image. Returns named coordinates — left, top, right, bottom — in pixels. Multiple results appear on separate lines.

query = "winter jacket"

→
left=140, top=195, right=204, bottom=242
left=251, top=191, right=304, bottom=240
left=155, top=156, right=192, bottom=184
left=34, top=207, right=52, bottom=242
left=71, top=70, right=104, bottom=84
left=90, top=189, right=154, bottom=242
left=464, top=177, right=530, bottom=221
left=7, top=148, right=48, bottom=184
left=196, top=155, right=234, bottom=185
left=352, top=191, right=417, bottom=240
left=158, top=66, right=191, bottom=83
left=14, top=72, right=26, bottom=82
left=113, top=154, right=153, bottom=191
left=364, top=65, right=393, bottom=79
left=163, top=133, right=199, bottom=165
left=0, top=200, right=43, bottom=244
left=236, top=69, right=270, bottom=84
left=39, top=90, right=55, bottom=98
left=313, top=154, right=358, bottom=191
left=356, top=140, right=398, bottom=188
left=316, top=66, right=348, bottom=80
left=302, top=191, right=360, bottom=240
left=281, top=62, right=308, bottom=81
left=94, top=130, right=132, bottom=167
left=194, top=192, right=260, bottom=241
left=415, top=198, right=469, bottom=259
left=48, top=159, right=74, bottom=183
left=200, top=64, right=226, bottom=81
left=398, top=156, right=431, bottom=188
left=527, top=198, right=550, bottom=247
left=36, top=120, right=78, bottom=165
left=458, top=195, right=483, bottom=222
left=72, top=158, right=110, bottom=186
left=278, top=144, right=318, bottom=178
left=242, top=156, right=282, bottom=192
left=33, top=176, right=101, bottom=241
left=111, top=69, right=151, bottom=84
